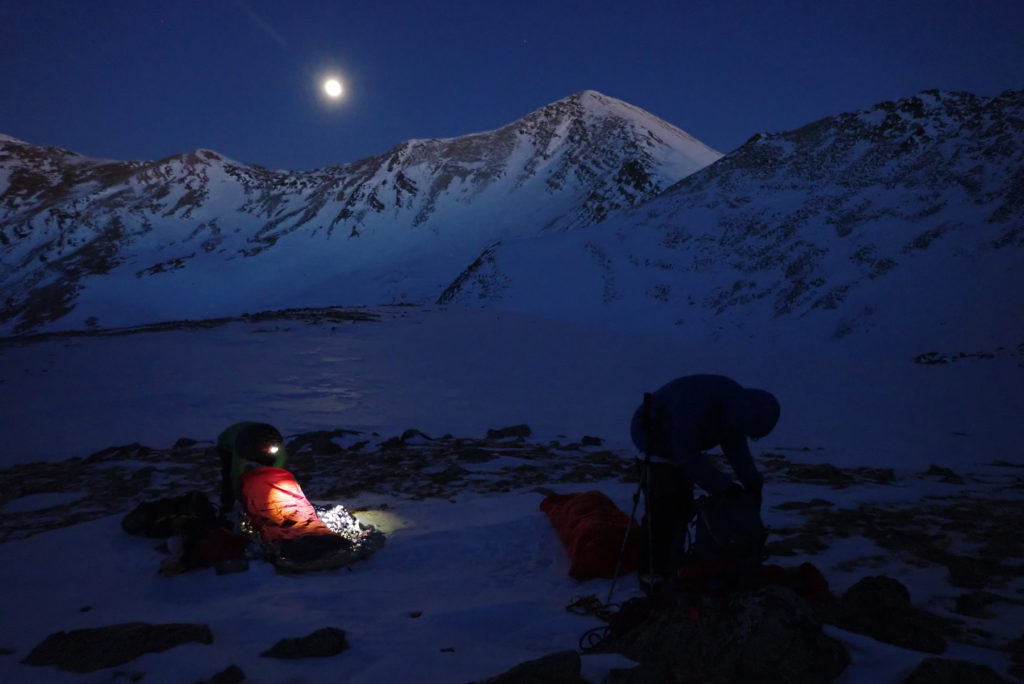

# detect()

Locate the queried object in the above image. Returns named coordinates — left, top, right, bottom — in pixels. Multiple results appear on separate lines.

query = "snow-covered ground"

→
left=0, top=306, right=1021, bottom=682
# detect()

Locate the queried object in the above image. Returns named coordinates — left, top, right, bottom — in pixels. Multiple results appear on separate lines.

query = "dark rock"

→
left=311, top=434, right=343, bottom=455
left=85, top=443, right=155, bottom=462
left=581, top=435, right=603, bottom=447
left=596, top=585, right=849, bottom=683
left=0, top=647, right=15, bottom=655
left=455, top=446, right=499, bottom=463
left=23, top=622, right=213, bottom=673
left=833, top=576, right=947, bottom=653
left=784, top=463, right=854, bottom=487
left=775, top=498, right=834, bottom=511
left=173, top=437, right=199, bottom=449
left=945, top=554, right=994, bottom=588
left=923, top=464, right=965, bottom=484
left=903, top=656, right=1009, bottom=684
left=285, top=428, right=362, bottom=456
left=260, top=627, right=348, bottom=659
left=400, top=428, right=433, bottom=442
left=603, top=666, right=665, bottom=684
left=431, top=463, right=470, bottom=482
left=857, top=466, right=896, bottom=484
left=784, top=463, right=895, bottom=486
left=197, top=664, right=246, bottom=684
left=1006, top=633, right=1024, bottom=681
left=487, top=424, right=532, bottom=440
left=765, top=532, right=830, bottom=556
left=214, top=557, right=250, bottom=575
left=474, top=649, right=584, bottom=684
left=953, top=590, right=1002, bottom=618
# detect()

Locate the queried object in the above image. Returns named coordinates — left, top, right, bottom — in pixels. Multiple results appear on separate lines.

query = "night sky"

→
left=2, top=1, right=1022, bottom=172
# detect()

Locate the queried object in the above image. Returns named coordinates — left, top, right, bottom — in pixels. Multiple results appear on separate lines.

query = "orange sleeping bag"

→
left=540, top=490, right=639, bottom=580
left=239, top=467, right=337, bottom=543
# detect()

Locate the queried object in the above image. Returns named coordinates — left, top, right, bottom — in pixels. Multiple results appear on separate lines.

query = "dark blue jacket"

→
left=630, top=375, right=780, bottom=495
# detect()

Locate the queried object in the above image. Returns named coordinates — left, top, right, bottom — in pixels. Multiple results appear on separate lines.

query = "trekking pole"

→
left=606, top=392, right=654, bottom=607
left=606, top=469, right=643, bottom=606
left=641, top=392, right=656, bottom=591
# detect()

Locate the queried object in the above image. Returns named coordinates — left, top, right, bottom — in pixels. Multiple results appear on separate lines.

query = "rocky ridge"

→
left=0, top=91, right=721, bottom=334
left=440, top=89, right=1024, bottom=341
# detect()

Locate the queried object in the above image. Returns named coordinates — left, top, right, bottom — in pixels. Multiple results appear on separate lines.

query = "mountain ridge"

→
left=0, top=91, right=722, bottom=334
left=437, top=89, right=1024, bottom=348
left=2, top=88, right=1021, bottom=348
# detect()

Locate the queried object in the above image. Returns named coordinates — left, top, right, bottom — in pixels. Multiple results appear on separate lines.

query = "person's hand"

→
left=722, top=483, right=746, bottom=499
left=749, top=482, right=763, bottom=507
left=722, top=482, right=763, bottom=506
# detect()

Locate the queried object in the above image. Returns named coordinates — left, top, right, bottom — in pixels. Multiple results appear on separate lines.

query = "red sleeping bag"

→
left=239, top=466, right=338, bottom=543
left=540, top=490, right=639, bottom=580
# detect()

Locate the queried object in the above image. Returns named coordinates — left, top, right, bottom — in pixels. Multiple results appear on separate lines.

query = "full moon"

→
left=323, top=78, right=343, bottom=98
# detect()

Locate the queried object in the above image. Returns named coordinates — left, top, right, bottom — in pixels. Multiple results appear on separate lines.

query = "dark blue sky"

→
left=2, top=1, right=1022, bottom=171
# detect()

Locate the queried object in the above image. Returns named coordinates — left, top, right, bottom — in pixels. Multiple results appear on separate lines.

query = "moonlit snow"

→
left=0, top=88, right=1020, bottom=683
left=0, top=305, right=1020, bottom=682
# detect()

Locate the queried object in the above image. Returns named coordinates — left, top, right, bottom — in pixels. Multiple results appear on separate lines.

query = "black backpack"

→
left=121, top=490, right=220, bottom=538
left=689, top=490, right=767, bottom=567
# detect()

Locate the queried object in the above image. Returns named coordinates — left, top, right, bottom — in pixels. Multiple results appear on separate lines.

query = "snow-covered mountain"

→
left=442, top=89, right=1024, bottom=350
left=0, top=91, right=721, bottom=334
left=2, top=89, right=1021, bottom=349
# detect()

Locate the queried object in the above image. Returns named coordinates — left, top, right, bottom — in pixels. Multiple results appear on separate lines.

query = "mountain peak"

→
left=0, top=91, right=724, bottom=333
left=563, top=89, right=616, bottom=106
left=2, top=88, right=1017, bottom=344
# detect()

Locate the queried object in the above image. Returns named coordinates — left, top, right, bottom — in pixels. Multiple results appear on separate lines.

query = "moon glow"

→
left=323, top=78, right=343, bottom=98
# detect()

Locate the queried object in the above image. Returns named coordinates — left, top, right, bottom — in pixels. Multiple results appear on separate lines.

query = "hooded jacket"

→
left=630, top=374, right=780, bottom=495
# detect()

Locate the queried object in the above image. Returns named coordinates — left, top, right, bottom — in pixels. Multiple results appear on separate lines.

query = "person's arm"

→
left=721, top=432, right=763, bottom=495
left=675, top=427, right=733, bottom=495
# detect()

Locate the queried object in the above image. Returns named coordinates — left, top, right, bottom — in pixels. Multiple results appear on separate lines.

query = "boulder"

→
left=945, top=554, right=997, bottom=589
left=23, top=622, right=213, bottom=673
left=596, top=585, right=849, bottom=683
left=198, top=664, right=247, bottom=684
left=1006, top=633, right=1024, bottom=681
left=903, top=657, right=1009, bottom=684
left=833, top=576, right=948, bottom=653
left=474, top=650, right=585, bottom=684
left=487, top=425, right=532, bottom=440
left=953, top=590, right=1003, bottom=618
left=261, top=627, right=348, bottom=659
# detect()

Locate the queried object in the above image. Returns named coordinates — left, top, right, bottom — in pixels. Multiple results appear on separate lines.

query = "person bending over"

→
left=629, top=374, right=780, bottom=581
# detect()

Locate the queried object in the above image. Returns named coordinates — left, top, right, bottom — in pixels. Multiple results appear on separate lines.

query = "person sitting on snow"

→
left=217, top=421, right=288, bottom=510
left=629, top=374, right=780, bottom=584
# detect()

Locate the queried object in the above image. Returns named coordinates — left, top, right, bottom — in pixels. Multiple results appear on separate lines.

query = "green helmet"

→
left=218, top=422, right=288, bottom=505
left=233, top=422, right=286, bottom=467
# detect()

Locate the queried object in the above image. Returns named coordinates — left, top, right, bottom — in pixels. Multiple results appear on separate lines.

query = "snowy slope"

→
left=0, top=91, right=721, bottom=334
left=441, top=89, right=1024, bottom=352
left=0, top=308, right=1021, bottom=683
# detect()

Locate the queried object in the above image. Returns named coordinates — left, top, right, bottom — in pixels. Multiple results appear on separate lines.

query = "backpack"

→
left=121, top=490, right=219, bottom=538
left=689, top=490, right=767, bottom=568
